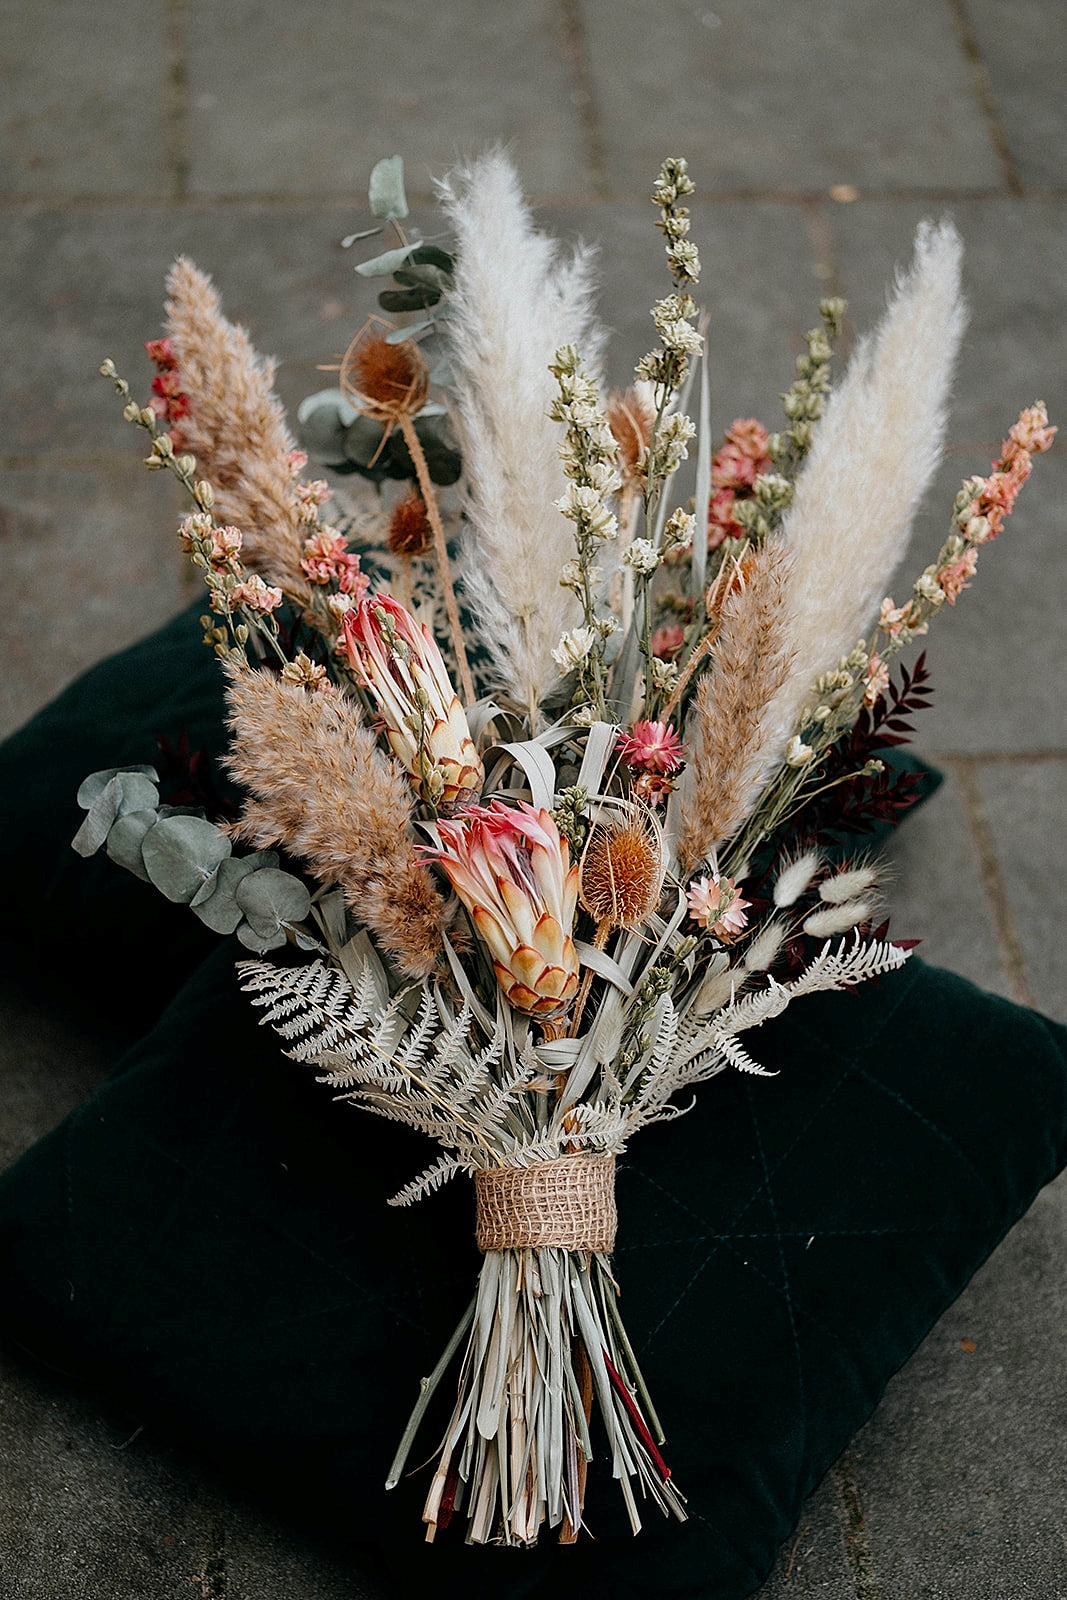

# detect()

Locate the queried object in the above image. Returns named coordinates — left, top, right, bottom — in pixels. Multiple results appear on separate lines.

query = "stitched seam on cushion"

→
left=94, top=1086, right=427, bottom=1337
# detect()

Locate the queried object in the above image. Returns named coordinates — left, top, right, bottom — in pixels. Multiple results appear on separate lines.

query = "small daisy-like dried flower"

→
left=280, top=653, right=334, bottom=694
left=616, top=720, right=684, bottom=776
left=340, top=324, right=429, bottom=423
left=579, top=812, right=665, bottom=932
left=387, top=492, right=432, bottom=557
left=230, top=574, right=283, bottom=613
left=686, top=872, right=750, bottom=941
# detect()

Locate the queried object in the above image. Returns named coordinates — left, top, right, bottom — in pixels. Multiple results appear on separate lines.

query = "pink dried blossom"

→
left=294, top=478, right=334, bottom=524
left=708, top=487, right=744, bottom=548
left=300, top=530, right=368, bottom=595
left=286, top=448, right=309, bottom=477
left=616, top=720, right=685, bottom=775
left=632, top=770, right=675, bottom=807
left=862, top=652, right=890, bottom=705
left=712, top=441, right=760, bottom=492
left=938, top=547, right=978, bottom=605
left=1007, top=403, right=1057, bottom=455
left=230, top=575, right=283, bottom=613
left=651, top=623, right=685, bottom=660
left=686, top=872, right=750, bottom=941
left=144, top=337, right=175, bottom=368
left=209, top=525, right=244, bottom=566
left=879, top=598, right=911, bottom=637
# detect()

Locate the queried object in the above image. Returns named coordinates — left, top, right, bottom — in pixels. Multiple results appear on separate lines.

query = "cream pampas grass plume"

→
left=223, top=666, right=449, bottom=978
left=760, top=219, right=966, bottom=779
left=679, top=539, right=796, bottom=872
left=165, top=258, right=312, bottom=603
left=436, top=151, right=604, bottom=723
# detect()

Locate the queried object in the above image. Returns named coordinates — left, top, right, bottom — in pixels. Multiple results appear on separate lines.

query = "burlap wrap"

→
left=474, top=1153, right=617, bottom=1253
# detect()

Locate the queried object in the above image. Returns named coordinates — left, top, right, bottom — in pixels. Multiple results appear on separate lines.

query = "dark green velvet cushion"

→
left=2, top=606, right=1064, bottom=1599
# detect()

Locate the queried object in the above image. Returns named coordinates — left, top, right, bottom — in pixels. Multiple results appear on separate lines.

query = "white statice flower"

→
left=552, top=626, right=598, bottom=674
left=621, top=538, right=661, bottom=575
left=555, top=484, right=617, bottom=541
left=558, top=559, right=586, bottom=593
left=785, top=735, right=816, bottom=767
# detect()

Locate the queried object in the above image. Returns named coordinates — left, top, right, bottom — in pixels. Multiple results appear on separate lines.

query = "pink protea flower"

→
left=426, top=801, right=580, bottom=1020
left=340, top=594, right=483, bottom=809
left=301, top=530, right=368, bottom=595
left=938, top=547, right=979, bottom=605
left=650, top=623, right=685, bottom=661
left=616, top=720, right=685, bottom=776
left=686, top=872, right=750, bottom=941
left=229, top=574, right=283, bottom=614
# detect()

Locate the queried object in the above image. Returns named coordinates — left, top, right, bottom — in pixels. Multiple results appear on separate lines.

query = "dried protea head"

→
left=387, top=491, right=432, bottom=556
left=340, top=320, right=429, bottom=423
left=607, top=386, right=656, bottom=486
left=579, top=809, right=665, bottom=932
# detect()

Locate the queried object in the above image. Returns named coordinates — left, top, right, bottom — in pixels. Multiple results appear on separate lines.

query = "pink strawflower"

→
left=144, top=337, right=175, bottom=368
left=633, top=770, right=675, bottom=807
left=230, top=575, right=283, bottom=613
left=938, top=547, right=978, bottom=605
left=617, top=720, right=685, bottom=776
left=686, top=872, right=750, bottom=941
left=300, top=530, right=368, bottom=596
left=651, top=623, right=685, bottom=661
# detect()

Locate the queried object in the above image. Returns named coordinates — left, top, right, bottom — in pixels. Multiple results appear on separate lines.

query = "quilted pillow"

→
left=2, top=942, right=1064, bottom=1599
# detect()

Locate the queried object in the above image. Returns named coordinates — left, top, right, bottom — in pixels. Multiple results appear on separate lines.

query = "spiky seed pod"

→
left=578, top=812, right=665, bottom=933
left=387, top=491, right=432, bottom=556
left=340, top=324, right=428, bottom=425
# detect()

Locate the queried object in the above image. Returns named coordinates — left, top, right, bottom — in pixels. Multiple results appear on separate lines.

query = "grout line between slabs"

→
left=165, top=0, right=190, bottom=202
left=943, top=0, right=1025, bottom=196
left=832, top=1450, right=882, bottom=1599
left=947, top=756, right=1035, bottom=1007
left=557, top=0, right=611, bottom=200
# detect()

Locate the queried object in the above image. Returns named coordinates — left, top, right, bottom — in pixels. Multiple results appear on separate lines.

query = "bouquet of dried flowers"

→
left=77, top=150, right=1054, bottom=1548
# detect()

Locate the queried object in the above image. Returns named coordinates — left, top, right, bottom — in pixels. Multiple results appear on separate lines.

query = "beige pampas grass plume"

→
left=165, top=257, right=311, bottom=603
left=223, top=666, right=449, bottom=978
left=436, top=150, right=605, bottom=724
left=759, top=218, right=966, bottom=774
left=678, top=538, right=796, bottom=873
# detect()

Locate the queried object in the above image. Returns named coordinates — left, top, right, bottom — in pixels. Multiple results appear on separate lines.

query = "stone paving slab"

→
left=979, top=760, right=1067, bottom=1018
left=966, top=0, right=1067, bottom=191
left=580, top=0, right=1001, bottom=196
left=849, top=1170, right=1067, bottom=1599
left=753, top=1474, right=855, bottom=1597
left=185, top=0, right=589, bottom=201
left=0, top=0, right=171, bottom=198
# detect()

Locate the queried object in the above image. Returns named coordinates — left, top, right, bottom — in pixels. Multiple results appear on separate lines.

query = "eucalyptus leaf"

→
left=341, top=224, right=385, bottom=247
left=235, top=868, right=312, bottom=937
left=76, top=765, right=158, bottom=810
left=297, top=388, right=359, bottom=427
left=384, top=320, right=435, bottom=345
left=368, top=154, right=408, bottom=220
left=393, top=263, right=451, bottom=292
left=236, top=919, right=288, bottom=953
left=342, top=415, right=390, bottom=470
left=355, top=243, right=419, bottom=279
left=378, top=285, right=440, bottom=313
left=104, top=809, right=157, bottom=882
left=72, top=771, right=160, bottom=857
left=140, top=814, right=232, bottom=903
left=408, top=244, right=454, bottom=273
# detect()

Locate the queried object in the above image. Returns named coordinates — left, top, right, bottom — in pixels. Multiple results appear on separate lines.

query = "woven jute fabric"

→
left=474, top=1153, right=617, bottom=1252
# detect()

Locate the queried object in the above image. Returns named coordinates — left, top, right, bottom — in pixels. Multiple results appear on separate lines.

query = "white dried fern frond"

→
left=386, top=1154, right=465, bottom=1208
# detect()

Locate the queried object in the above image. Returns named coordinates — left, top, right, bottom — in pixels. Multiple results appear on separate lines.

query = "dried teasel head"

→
left=340, top=317, right=429, bottom=425
left=387, top=491, right=432, bottom=556
left=578, top=805, right=666, bottom=934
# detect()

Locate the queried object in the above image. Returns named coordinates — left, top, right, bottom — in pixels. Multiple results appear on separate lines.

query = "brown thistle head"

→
left=340, top=317, right=429, bottom=424
left=387, top=491, right=432, bottom=556
left=578, top=808, right=665, bottom=933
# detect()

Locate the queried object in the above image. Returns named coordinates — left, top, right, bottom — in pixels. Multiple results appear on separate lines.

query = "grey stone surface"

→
left=580, top=0, right=1002, bottom=195
left=185, top=0, right=589, bottom=200
left=0, top=465, right=190, bottom=741
left=978, top=760, right=1067, bottom=1018
left=0, top=983, right=108, bottom=1169
left=0, top=0, right=171, bottom=198
left=966, top=0, right=1067, bottom=191
left=850, top=1172, right=1067, bottom=1599
left=883, top=769, right=1011, bottom=999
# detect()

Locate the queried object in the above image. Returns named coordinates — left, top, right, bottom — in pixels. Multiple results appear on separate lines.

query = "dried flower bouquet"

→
left=76, top=151, right=1053, bottom=1548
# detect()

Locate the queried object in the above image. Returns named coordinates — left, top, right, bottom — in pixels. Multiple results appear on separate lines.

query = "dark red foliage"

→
left=154, top=729, right=238, bottom=822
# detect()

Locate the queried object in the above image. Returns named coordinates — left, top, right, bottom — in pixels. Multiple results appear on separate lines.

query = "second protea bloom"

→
left=340, top=594, right=482, bottom=809
left=428, top=801, right=580, bottom=1020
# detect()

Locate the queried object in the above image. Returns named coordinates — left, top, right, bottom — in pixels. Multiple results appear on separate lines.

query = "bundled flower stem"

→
left=82, top=152, right=1053, bottom=1549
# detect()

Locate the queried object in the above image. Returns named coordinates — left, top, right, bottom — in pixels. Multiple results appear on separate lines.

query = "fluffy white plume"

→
left=761, top=218, right=967, bottom=776
left=436, top=150, right=604, bottom=723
